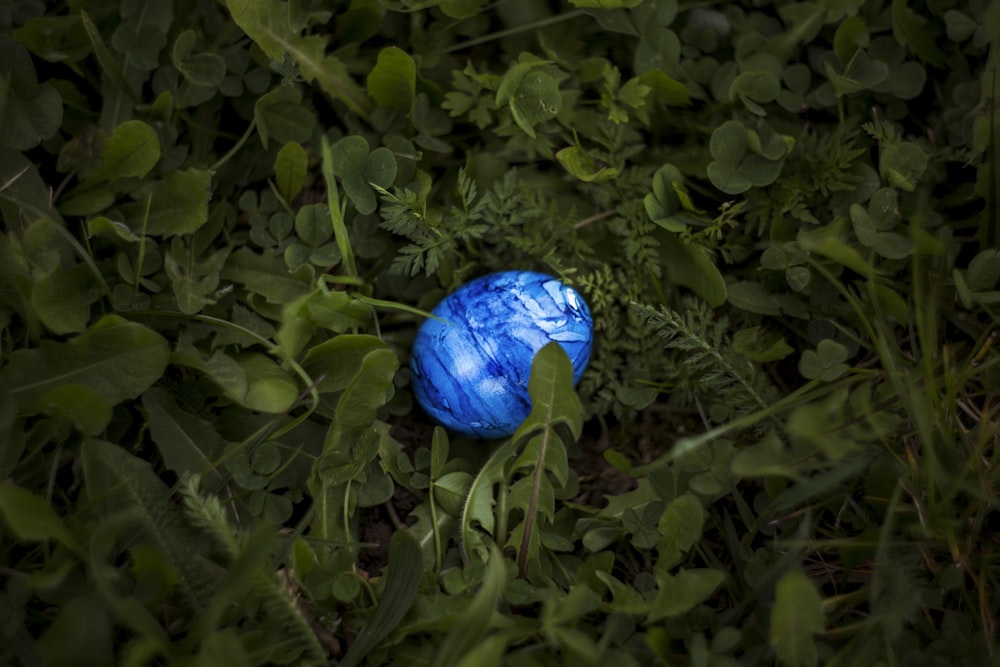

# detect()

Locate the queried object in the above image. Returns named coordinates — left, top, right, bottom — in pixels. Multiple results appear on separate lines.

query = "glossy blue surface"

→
left=410, top=271, right=593, bottom=439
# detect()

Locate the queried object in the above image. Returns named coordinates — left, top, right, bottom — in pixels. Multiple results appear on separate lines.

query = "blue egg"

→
left=410, top=271, right=593, bottom=439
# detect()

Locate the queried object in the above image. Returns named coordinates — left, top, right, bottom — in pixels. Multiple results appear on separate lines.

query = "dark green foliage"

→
left=1, top=0, right=998, bottom=665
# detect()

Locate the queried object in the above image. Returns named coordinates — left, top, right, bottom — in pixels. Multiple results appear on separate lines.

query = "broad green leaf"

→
left=235, top=352, right=298, bottom=413
left=509, top=71, right=561, bottom=138
left=0, top=36, right=63, bottom=150
left=0, top=481, right=82, bottom=555
left=82, top=119, right=160, bottom=187
left=639, top=69, right=691, bottom=107
left=325, top=347, right=398, bottom=449
left=433, top=545, right=506, bottom=666
left=172, top=30, right=226, bottom=87
left=798, top=339, right=849, bottom=381
left=126, top=168, right=212, bottom=236
left=36, top=595, right=113, bottom=667
left=967, top=249, right=1000, bottom=291
left=0, top=316, right=169, bottom=408
left=30, top=262, right=100, bottom=334
left=433, top=471, right=473, bottom=517
left=254, top=86, right=316, bottom=148
left=142, top=388, right=226, bottom=490
left=171, top=337, right=248, bottom=404
left=556, top=146, right=620, bottom=182
left=731, top=432, right=801, bottom=480
left=659, top=233, right=727, bottom=307
left=302, top=334, right=391, bottom=394
left=367, top=46, right=416, bottom=111
left=648, top=568, right=725, bottom=621
left=771, top=570, right=825, bottom=667
left=339, top=530, right=423, bottom=667
left=824, top=49, right=888, bottom=97
left=294, top=203, right=330, bottom=247
left=222, top=247, right=311, bottom=304
left=25, top=384, right=112, bottom=436
left=275, top=141, right=307, bottom=203
left=225, top=0, right=372, bottom=117
left=330, top=135, right=397, bottom=215
left=656, top=493, right=704, bottom=570
left=890, top=0, right=945, bottom=67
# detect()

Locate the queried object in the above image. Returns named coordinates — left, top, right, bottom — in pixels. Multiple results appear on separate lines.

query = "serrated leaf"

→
left=225, top=0, right=372, bottom=117
left=0, top=316, right=169, bottom=408
left=771, top=570, right=825, bottom=667
left=142, top=388, right=226, bottom=490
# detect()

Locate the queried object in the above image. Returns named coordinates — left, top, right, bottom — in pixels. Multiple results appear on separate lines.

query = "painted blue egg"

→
left=410, top=271, right=593, bottom=439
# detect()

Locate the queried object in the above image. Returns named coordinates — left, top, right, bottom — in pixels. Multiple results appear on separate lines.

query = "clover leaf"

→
left=329, top=135, right=397, bottom=215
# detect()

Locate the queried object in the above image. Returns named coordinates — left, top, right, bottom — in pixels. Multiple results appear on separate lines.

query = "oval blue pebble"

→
left=410, top=271, right=593, bottom=439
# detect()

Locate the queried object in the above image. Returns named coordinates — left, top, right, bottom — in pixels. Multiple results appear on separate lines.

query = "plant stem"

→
left=443, top=10, right=587, bottom=53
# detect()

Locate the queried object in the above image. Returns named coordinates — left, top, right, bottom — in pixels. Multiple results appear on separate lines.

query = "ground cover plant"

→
left=1, top=0, right=999, bottom=664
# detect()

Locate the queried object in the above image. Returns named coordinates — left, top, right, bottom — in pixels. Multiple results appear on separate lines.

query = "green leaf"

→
left=325, top=347, right=398, bottom=448
left=648, top=568, right=725, bottom=621
left=367, top=46, right=416, bottom=111
left=731, top=432, right=801, bottom=480
left=0, top=36, right=64, bottom=151
left=165, top=245, right=229, bottom=315
left=126, top=168, right=212, bottom=236
left=302, top=334, right=390, bottom=393
left=142, top=388, right=226, bottom=490
left=890, top=0, right=945, bottom=67
left=25, top=384, right=112, bottom=436
left=339, top=530, right=423, bottom=667
left=275, top=141, right=307, bottom=203
left=30, top=262, right=100, bottom=334
left=172, top=29, right=226, bottom=87
left=824, top=49, right=889, bottom=97
left=571, top=0, right=643, bottom=7
left=330, top=135, right=397, bottom=215
left=879, top=141, right=927, bottom=192
left=432, top=545, right=507, bottom=666
left=254, top=86, right=317, bottom=148
left=659, top=233, right=727, bottom=307
left=707, top=120, right=788, bottom=195
left=235, top=352, right=299, bottom=413
left=82, top=119, right=160, bottom=187
left=0, top=316, right=169, bottom=408
left=656, top=494, right=704, bottom=570
left=771, top=570, right=825, bottom=667
left=967, top=249, right=1000, bottom=291
left=222, top=247, right=312, bottom=304
left=509, top=71, right=561, bottom=137
left=0, top=481, right=82, bottom=555
left=798, top=339, right=849, bottom=381
left=225, top=0, right=372, bottom=117
left=556, top=145, right=620, bottom=182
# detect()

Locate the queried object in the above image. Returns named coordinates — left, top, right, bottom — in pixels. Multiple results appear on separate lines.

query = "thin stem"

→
left=443, top=9, right=587, bottom=53
left=210, top=117, right=257, bottom=172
